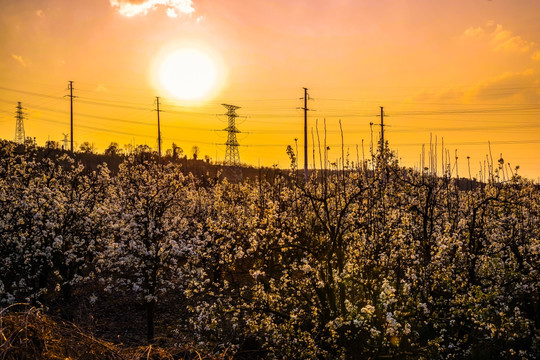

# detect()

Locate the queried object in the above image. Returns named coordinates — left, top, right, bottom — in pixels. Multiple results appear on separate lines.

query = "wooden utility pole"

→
left=67, top=81, right=75, bottom=152
left=155, top=96, right=162, bottom=157
left=379, top=106, right=384, bottom=155
left=302, top=87, right=309, bottom=182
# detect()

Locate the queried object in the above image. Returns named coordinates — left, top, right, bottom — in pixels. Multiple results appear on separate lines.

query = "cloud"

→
left=411, top=70, right=540, bottom=104
left=491, top=25, right=535, bottom=53
left=532, top=51, right=540, bottom=61
left=411, top=87, right=467, bottom=103
left=463, top=24, right=535, bottom=53
left=11, top=54, right=28, bottom=67
left=35, top=9, right=44, bottom=18
left=166, top=8, right=178, bottom=18
left=467, top=69, right=540, bottom=102
left=463, top=26, right=485, bottom=39
left=110, top=0, right=194, bottom=17
left=95, top=84, right=109, bottom=92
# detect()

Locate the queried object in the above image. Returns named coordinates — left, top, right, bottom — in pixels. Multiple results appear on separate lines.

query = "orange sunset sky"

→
left=1, top=0, right=540, bottom=179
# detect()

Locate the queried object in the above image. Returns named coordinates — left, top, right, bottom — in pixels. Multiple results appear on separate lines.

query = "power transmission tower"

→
left=300, top=87, right=310, bottom=182
left=154, top=96, right=163, bottom=157
left=222, top=104, right=241, bottom=166
left=65, top=81, right=77, bottom=152
left=62, top=133, right=69, bottom=150
left=14, top=102, right=25, bottom=144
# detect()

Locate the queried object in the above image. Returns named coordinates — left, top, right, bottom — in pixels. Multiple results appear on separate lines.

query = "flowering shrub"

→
left=0, top=140, right=538, bottom=358
left=182, top=153, right=539, bottom=359
left=95, top=159, right=195, bottom=341
left=0, top=140, right=108, bottom=304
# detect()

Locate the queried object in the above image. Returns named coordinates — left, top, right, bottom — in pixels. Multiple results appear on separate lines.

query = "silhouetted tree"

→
left=191, top=145, right=199, bottom=160
left=79, top=142, right=95, bottom=154
left=45, top=140, right=59, bottom=150
left=104, top=142, right=122, bottom=157
left=172, top=142, right=183, bottom=160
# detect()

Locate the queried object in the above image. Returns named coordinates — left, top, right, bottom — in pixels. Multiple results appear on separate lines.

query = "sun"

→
left=158, top=48, right=219, bottom=101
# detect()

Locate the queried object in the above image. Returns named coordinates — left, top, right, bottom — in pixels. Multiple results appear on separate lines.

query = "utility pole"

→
left=66, top=81, right=76, bottom=152
left=301, top=87, right=309, bottom=182
left=379, top=106, right=385, bottom=155
left=155, top=96, right=162, bottom=157
left=373, top=106, right=388, bottom=158
left=14, top=102, right=25, bottom=144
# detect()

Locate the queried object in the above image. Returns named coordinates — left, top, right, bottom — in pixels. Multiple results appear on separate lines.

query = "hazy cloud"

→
left=463, top=26, right=485, bottom=39
left=468, top=69, right=540, bottom=102
left=412, top=70, right=540, bottom=104
left=95, top=84, right=109, bottom=93
left=463, top=24, right=535, bottom=53
left=411, top=87, right=466, bottom=103
left=532, top=51, right=540, bottom=61
left=110, top=0, right=194, bottom=18
left=11, top=54, right=28, bottom=67
left=35, top=9, right=44, bottom=18
left=491, top=25, right=535, bottom=53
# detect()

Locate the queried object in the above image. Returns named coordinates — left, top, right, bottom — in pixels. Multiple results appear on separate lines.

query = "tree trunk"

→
left=145, top=299, right=156, bottom=343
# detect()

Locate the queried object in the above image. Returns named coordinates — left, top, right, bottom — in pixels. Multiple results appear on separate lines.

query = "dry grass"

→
left=0, top=305, right=228, bottom=360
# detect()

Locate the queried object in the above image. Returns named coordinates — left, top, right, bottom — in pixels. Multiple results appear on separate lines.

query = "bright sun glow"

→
left=158, top=48, right=218, bottom=101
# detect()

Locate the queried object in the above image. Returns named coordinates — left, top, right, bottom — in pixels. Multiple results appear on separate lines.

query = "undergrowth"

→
left=0, top=305, right=228, bottom=360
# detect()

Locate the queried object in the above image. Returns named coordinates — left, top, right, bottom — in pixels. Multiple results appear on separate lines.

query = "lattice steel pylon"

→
left=222, top=104, right=242, bottom=166
left=14, top=102, right=25, bottom=145
left=62, top=133, right=69, bottom=150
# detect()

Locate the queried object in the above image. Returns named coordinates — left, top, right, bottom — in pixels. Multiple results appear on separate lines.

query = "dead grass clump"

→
left=0, top=305, right=226, bottom=360
left=1, top=304, right=123, bottom=360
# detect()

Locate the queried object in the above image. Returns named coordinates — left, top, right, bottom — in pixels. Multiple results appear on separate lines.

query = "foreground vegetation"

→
left=1, top=139, right=539, bottom=359
left=0, top=305, right=226, bottom=360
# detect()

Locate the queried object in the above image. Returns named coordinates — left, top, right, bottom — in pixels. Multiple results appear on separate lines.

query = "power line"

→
left=29, top=116, right=219, bottom=145
left=2, top=82, right=540, bottom=172
left=13, top=102, right=218, bottom=132
left=10, top=97, right=540, bottom=137
left=2, top=85, right=538, bottom=120
left=77, top=98, right=151, bottom=112
left=0, top=86, right=63, bottom=100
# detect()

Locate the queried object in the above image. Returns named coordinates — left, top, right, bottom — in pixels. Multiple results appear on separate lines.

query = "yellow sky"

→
left=1, top=0, right=540, bottom=180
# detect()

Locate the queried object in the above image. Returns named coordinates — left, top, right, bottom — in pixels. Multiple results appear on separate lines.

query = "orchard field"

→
left=0, top=139, right=539, bottom=359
